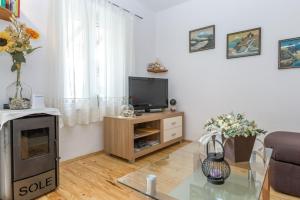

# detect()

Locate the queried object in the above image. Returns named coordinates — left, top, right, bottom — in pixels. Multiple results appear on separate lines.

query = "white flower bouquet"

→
left=204, top=113, right=266, bottom=139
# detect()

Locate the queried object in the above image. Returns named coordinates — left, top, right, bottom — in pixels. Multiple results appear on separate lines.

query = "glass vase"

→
left=120, top=97, right=135, bottom=117
left=6, top=70, right=32, bottom=110
left=120, top=104, right=135, bottom=117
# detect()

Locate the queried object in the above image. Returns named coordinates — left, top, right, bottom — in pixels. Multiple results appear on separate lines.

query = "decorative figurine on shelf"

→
left=201, top=139, right=231, bottom=185
left=147, top=59, right=168, bottom=73
left=0, top=15, right=41, bottom=110
left=170, top=99, right=177, bottom=112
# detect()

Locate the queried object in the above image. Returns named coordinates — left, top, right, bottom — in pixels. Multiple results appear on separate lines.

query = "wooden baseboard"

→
left=60, top=151, right=104, bottom=166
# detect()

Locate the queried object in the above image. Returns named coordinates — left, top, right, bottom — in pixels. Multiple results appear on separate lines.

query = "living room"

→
left=0, top=0, right=299, bottom=199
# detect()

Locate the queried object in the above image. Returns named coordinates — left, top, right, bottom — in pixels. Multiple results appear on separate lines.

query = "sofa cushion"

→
left=265, top=131, right=300, bottom=165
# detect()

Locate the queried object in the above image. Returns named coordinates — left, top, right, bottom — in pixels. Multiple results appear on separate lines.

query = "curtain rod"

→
left=109, top=1, right=143, bottom=20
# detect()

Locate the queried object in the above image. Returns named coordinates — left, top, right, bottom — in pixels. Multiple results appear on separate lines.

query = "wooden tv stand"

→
left=104, top=111, right=184, bottom=162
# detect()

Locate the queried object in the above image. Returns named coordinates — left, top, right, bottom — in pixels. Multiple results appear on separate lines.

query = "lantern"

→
left=202, top=140, right=231, bottom=185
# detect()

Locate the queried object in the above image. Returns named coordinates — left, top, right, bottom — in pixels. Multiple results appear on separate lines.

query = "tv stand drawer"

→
left=164, top=127, right=182, bottom=143
left=163, top=116, right=182, bottom=130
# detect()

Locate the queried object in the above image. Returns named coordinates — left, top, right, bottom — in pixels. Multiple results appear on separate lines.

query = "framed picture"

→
left=278, top=37, right=300, bottom=69
left=227, top=27, right=261, bottom=59
left=1, top=0, right=20, bottom=17
left=189, top=25, right=215, bottom=53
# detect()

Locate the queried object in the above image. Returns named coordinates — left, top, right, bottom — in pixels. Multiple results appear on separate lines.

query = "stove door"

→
left=12, top=115, right=56, bottom=181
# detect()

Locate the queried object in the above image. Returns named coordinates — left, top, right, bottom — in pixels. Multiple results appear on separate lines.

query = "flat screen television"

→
left=129, top=77, right=168, bottom=112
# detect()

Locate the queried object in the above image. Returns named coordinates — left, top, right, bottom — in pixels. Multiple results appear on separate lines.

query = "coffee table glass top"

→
left=118, top=141, right=272, bottom=200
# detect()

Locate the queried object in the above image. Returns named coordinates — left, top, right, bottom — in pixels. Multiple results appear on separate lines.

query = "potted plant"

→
left=0, top=15, right=40, bottom=109
left=203, top=113, right=266, bottom=162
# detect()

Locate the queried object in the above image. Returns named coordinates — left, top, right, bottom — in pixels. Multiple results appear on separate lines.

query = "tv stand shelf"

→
left=134, top=128, right=160, bottom=139
left=104, top=111, right=184, bottom=162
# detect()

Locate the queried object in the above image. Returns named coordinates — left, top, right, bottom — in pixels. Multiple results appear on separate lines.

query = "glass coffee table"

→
left=118, top=141, right=272, bottom=200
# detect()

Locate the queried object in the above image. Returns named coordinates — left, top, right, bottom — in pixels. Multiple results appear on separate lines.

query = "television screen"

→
left=129, top=77, right=168, bottom=111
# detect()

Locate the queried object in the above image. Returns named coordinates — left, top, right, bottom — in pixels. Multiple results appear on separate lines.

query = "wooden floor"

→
left=39, top=142, right=300, bottom=200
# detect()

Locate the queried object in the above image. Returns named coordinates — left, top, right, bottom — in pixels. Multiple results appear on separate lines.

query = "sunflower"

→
left=25, top=28, right=40, bottom=40
left=0, top=32, right=13, bottom=52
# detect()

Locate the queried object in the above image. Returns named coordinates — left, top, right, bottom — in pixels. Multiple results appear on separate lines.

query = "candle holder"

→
left=201, top=140, right=231, bottom=185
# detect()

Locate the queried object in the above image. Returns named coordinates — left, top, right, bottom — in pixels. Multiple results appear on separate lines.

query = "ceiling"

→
left=139, top=0, right=190, bottom=12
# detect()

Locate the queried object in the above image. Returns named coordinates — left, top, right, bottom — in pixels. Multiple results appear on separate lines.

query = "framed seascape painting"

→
left=0, top=0, right=20, bottom=17
left=227, top=28, right=261, bottom=59
left=279, top=37, right=300, bottom=69
left=189, top=25, right=215, bottom=53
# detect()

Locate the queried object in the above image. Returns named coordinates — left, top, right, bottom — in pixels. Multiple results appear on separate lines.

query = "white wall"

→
left=155, top=0, right=300, bottom=140
left=0, top=0, right=156, bottom=161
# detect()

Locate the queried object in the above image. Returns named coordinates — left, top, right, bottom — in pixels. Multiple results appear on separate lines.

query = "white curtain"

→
left=47, top=0, right=135, bottom=126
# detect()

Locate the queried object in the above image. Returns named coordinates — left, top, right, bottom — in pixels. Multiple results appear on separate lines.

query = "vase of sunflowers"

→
left=0, top=15, right=40, bottom=109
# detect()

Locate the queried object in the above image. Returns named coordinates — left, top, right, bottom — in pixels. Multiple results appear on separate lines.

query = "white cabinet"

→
left=163, top=116, right=183, bottom=143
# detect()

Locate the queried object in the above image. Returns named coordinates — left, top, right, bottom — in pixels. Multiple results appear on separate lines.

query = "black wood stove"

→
left=10, top=114, right=59, bottom=200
